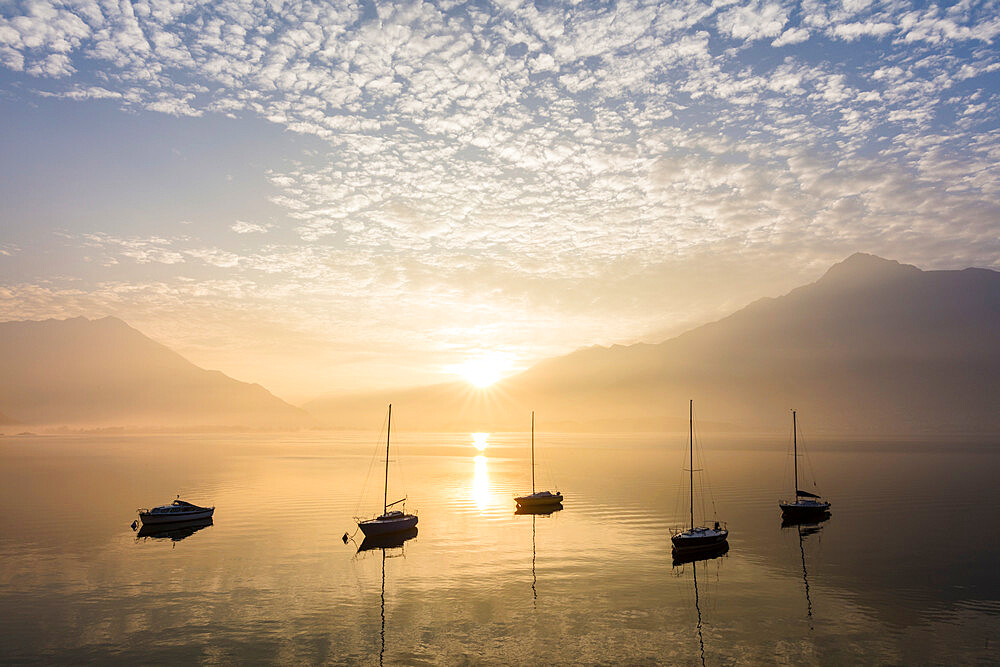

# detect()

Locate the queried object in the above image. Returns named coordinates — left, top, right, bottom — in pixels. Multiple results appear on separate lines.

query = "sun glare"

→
left=453, top=353, right=512, bottom=388
left=472, top=432, right=489, bottom=451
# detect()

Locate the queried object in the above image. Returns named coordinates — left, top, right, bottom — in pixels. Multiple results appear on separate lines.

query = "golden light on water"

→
left=473, top=454, right=489, bottom=510
left=472, top=432, right=489, bottom=451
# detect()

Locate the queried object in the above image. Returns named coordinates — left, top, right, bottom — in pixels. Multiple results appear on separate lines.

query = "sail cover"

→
left=796, top=489, right=821, bottom=498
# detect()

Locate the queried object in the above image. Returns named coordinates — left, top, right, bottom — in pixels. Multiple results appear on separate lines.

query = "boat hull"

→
left=671, top=527, right=729, bottom=552
left=779, top=500, right=831, bottom=518
left=514, top=492, right=563, bottom=508
left=358, top=514, right=418, bottom=537
left=139, top=508, right=214, bottom=525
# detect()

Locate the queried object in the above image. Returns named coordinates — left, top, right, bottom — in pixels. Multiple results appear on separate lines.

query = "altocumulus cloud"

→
left=1, top=0, right=999, bottom=392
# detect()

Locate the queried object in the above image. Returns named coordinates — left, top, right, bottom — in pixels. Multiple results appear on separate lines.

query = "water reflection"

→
left=473, top=455, right=489, bottom=510
left=354, top=527, right=416, bottom=666
left=782, top=513, right=830, bottom=627
left=673, top=544, right=728, bottom=666
left=471, top=432, right=489, bottom=451
left=515, top=503, right=561, bottom=606
left=134, top=517, right=213, bottom=543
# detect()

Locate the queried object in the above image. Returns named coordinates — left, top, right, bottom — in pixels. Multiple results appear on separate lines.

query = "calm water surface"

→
left=1, top=430, right=998, bottom=664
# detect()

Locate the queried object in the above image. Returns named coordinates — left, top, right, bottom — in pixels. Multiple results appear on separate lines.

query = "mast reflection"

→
left=355, top=527, right=417, bottom=666
left=673, top=542, right=728, bottom=666
left=782, top=513, right=829, bottom=627
left=515, top=503, right=561, bottom=606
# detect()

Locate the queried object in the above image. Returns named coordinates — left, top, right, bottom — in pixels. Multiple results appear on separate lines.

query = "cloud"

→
left=231, top=221, right=270, bottom=234
left=1, top=0, right=999, bottom=393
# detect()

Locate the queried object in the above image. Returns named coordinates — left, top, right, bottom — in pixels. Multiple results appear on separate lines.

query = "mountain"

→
left=0, top=316, right=308, bottom=429
left=307, top=254, right=1000, bottom=435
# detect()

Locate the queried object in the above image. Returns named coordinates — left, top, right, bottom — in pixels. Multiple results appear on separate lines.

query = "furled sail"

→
left=796, top=489, right=821, bottom=499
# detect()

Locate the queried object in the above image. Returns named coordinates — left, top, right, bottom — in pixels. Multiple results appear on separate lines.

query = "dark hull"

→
left=358, top=514, right=418, bottom=537
left=514, top=494, right=563, bottom=507
left=671, top=530, right=729, bottom=552
left=780, top=502, right=831, bottom=518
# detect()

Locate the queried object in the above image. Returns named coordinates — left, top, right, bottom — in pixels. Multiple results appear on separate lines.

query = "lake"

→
left=0, top=428, right=997, bottom=664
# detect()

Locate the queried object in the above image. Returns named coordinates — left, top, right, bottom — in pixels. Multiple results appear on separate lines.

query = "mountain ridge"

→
left=0, top=315, right=309, bottom=429
left=306, top=253, right=1000, bottom=435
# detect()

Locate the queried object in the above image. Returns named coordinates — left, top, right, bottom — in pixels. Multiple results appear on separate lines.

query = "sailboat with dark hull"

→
left=514, top=412, right=563, bottom=509
left=779, top=410, right=831, bottom=519
left=671, top=400, right=728, bottom=553
left=357, top=404, right=418, bottom=537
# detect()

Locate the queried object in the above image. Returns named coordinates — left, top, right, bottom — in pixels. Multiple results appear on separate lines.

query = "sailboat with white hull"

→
left=357, top=404, right=418, bottom=537
left=514, top=412, right=563, bottom=509
left=671, top=400, right=728, bottom=553
left=779, top=410, right=831, bottom=518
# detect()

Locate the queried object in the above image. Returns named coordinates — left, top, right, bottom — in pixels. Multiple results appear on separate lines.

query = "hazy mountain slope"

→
left=307, top=254, right=1000, bottom=435
left=0, top=316, right=308, bottom=428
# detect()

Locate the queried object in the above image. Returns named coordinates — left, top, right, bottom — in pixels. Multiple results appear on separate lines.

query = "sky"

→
left=1, top=0, right=999, bottom=402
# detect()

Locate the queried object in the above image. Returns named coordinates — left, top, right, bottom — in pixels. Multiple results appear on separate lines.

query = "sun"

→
left=454, top=353, right=511, bottom=388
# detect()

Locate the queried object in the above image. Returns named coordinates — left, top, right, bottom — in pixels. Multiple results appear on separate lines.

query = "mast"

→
left=531, top=411, right=535, bottom=494
left=384, top=404, right=391, bottom=514
left=689, top=399, right=694, bottom=531
left=792, top=409, right=798, bottom=500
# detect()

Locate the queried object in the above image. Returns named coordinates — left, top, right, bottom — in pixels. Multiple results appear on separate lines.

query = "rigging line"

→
left=692, top=405, right=712, bottom=523
left=799, top=420, right=821, bottom=490
left=355, top=410, right=390, bottom=517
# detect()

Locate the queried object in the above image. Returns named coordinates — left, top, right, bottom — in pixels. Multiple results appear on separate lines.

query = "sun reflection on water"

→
left=473, top=455, right=490, bottom=511
left=471, top=432, right=489, bottom=451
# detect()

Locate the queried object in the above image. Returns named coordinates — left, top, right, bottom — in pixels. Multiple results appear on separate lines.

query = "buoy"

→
left=131, top=520, right=138, bottom=531
left=342, top=532, right=349, bottom=543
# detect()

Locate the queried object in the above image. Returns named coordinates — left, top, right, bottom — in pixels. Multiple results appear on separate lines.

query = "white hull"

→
left=139, top=508, right=214, bottom=525
left=358, top=514, right=418, bottom=536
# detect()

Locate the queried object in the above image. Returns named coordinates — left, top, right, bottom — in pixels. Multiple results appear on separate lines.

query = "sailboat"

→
left=357, top=404, right=419, bottom=537
left=514, top=412, right=563, bottom=509
left=671, top=400, right=728, bottom=553
left=779, top=410, right=831, bottom=518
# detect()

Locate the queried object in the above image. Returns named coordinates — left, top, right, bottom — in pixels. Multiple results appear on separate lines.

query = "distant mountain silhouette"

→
left=307, top=254, right=1000, bottom=435
left=0, top=316, right=308, bottom=429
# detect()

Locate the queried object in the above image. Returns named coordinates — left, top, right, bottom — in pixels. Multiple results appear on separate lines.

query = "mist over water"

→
left=0, top=432, right=997, bottom=664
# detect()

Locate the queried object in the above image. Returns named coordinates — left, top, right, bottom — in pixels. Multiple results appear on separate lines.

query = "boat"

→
left=671, top=400, right=728, bottom=553
left=357, top=404, right=418, bottom=537
left=779, top=410, right=831, bottom=518
left=137, top=497, right=214, bottom=525
left=514, top=412, right=563, bottom=508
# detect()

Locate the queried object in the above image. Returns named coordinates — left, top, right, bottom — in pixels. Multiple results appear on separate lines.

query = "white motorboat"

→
left=671, top=400, right=729, bottom=553
left=138, top=497, right=214, bottom=525
left=357, top=404, right=419, bottom=537
left=779, top=410, right=831, bottom=518
left=514, top=412, right=563, bottom=509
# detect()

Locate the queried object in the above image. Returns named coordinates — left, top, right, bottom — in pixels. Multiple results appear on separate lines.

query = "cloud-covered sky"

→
left=1, top=0, right=999, bottom=400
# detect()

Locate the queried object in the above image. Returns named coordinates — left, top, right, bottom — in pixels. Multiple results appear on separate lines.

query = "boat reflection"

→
left=515, top=503, right=561, bottom=606
left=355, top=526, right=416, bottom=666
left=134, top=516, right=213, bottom=543
left=782, top=513, right=829, bottom=626
left=473, top=454, right=490, bottom=511
left=357, top=526, right=418, bottom=553
left=673, top=542, right=727, bottom=666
